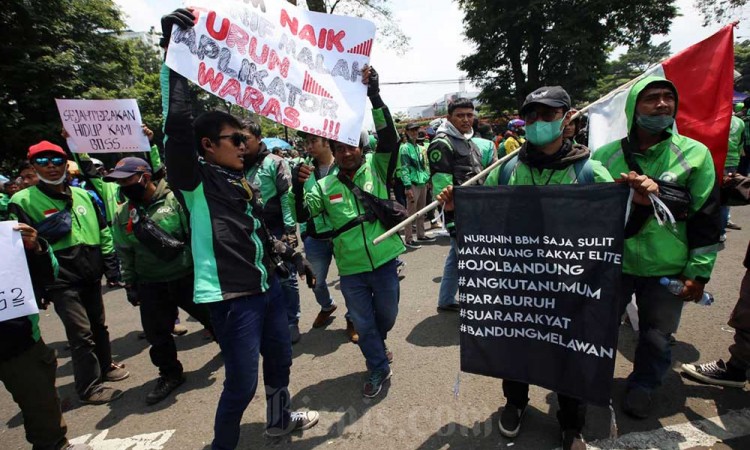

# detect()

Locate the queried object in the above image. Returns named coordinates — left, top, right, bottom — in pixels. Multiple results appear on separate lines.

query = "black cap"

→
left=405, top=123, right=420, bottom=131
left=103, top=157, right=152, bottom=181
left=520, top=86, right=571, bottom=116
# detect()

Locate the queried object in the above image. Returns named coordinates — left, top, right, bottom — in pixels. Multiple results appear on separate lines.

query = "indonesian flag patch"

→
left=43, top=209, right=59, bottom=218
left=329, top=193, right=344, bottom=204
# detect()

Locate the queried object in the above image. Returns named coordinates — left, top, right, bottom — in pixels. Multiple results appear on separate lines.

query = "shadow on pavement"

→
left=293, top=327, right=350, bottom=359
left=406, top=313, right=460, bottom=347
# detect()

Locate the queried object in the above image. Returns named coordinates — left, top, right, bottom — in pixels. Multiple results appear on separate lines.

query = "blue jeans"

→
left=340, top=259, right=400, bottom=373
left=437, top=238, right=459, bottom=307
left=619, top=275, right=685, bottom=391
left=304, top=236, right=336, bottom=310
left=280, top=262, right=300, bottom=326
left=208, top=278, right=293, bottom=450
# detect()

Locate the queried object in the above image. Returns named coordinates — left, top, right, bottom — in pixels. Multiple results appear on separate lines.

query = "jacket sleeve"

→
left=111, top=215, right=137, bottom=284
left=149, top=144, right=163, bottom=171
left=370, top=94, right=399, bottom=183
left=399, top=144, right=413, bottom=188
left=27, top=239, right=56, bottom=302
left=428, top=139, right=454, bottom=197
left=682, top=149, right=721, bottom=282
left=300, top=181, right=325, bottom=220
left=162, top=63, right=200, bottom=192
left=274, top=158, right=295, bottom=229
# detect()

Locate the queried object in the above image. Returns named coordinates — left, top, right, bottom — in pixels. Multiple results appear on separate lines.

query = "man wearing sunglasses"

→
left=160, top=9, right=318, bottom=449
left=9, top=141, right=129, bottom=405
left=241, top=121, right=303, bottom=344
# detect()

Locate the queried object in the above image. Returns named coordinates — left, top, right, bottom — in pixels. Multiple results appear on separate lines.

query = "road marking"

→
left=585, top=408, right=750, bottom=450
left=69, top=429, right=175, bottom=449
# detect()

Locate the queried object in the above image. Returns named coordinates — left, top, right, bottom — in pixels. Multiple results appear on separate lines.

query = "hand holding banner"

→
left=455, top=184, right=629, bottom=406
left=0, top=221, right=39, bottom=323
left=56, top=99, right=151, bottom=153
left=166, top=0, right=376, bottom=146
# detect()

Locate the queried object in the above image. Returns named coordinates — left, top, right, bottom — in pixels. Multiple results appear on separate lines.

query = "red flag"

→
left=662, top=24, right=735, bottom=176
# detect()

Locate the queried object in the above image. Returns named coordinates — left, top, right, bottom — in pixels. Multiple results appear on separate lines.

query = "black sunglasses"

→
left=32, top=156, right=66, bottom=167
left=217, top=133, right=248, bottom=147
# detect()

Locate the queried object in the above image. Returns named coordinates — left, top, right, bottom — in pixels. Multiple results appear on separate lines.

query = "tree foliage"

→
left=583, top=42, right=672, bottom=102
left=695, top=0, right=747, bottom=26
left=0, top=0, right=162, bottom=164
left=735, top=40, right=750, bottom=94
left=457, top=0, right=677, bottom=112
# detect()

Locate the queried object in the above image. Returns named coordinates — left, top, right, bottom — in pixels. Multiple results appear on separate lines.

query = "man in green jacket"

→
left=593, top=76, right=722, bottom=419
left=107, top=157, right=214, bottom=405
left=289, top=132, right=359, bottom=343
left=293, top=66, right=404, bottom=399
left=722, top=113, right=745, bottom=237
left=9, top=141, right=129, bottom=405
left=242, top=121, right=303, bottom=343
left=438, top=86, right=658, bottom=450
left=400, top=123, right=434, bottom=248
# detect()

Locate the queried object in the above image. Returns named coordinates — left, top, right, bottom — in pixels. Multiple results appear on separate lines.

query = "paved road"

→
left=2, top=206, right=749, bottom=449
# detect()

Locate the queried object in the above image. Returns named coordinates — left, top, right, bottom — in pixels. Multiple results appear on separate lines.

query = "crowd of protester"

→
left=3, top=9, right=750, bottom=450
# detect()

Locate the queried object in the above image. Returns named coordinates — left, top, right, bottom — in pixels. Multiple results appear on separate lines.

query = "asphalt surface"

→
left=2, top=206, right=749, bottom=449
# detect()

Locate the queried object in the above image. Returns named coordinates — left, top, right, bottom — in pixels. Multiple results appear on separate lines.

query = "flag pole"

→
left=372, top=64, right=661, bottom=246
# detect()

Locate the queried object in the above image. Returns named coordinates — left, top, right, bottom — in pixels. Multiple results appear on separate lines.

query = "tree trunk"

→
left=307, top=0, right=327, bottom=12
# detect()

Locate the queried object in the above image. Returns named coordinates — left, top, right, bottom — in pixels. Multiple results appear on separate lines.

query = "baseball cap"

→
left=405, top=123, right=420, bottom=131
left=520, top=86, right=571, bottom=116
left=28, top=140, right=67, bottom=159
left=104, top=157, right=152, bottom=181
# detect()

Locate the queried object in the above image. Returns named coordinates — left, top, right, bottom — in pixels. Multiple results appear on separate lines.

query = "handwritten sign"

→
left=166, top=0, right=376, bottom=146
left=0, top=221, right=39, bottom=322
left=56, top=99, right=150, bottom=153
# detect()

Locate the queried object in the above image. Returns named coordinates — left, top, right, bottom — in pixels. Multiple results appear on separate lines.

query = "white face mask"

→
left=37, top=172, right=67, bottom=185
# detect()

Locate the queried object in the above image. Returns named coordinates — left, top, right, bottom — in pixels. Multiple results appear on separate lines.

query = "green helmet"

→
left=735, top=102, right=744, bottom=113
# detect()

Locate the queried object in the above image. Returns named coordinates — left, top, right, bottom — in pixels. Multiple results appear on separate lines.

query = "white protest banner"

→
left=166, top=0, right=376, bottom=146
left=56, top=99, right=151, bottom=153
left=0, top=221, right=39, bottom=322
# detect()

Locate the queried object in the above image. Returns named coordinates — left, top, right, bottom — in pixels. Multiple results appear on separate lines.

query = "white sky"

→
left=116, top=0, right=750, bottom=114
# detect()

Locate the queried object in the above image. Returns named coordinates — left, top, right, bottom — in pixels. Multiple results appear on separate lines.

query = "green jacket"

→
left=486, top=149, right=613, bottom=186
left=111, top=179, right=192, bottom=284
left=727, top=115, right=745, bottom=168
left=472, top=136, right=498, bottom=169
left=9, top=183, right=115, bottom=287
left=244, top=144, right=295, bottom=233
left=289, top=157, right=338, bottom=238
left=295, top=103, right=405, bottom=276
left=399, top=141, right=430, bottom=187
left=0, top=193, right=9, bottom=221
left=592, top=75, right=721, bottom=282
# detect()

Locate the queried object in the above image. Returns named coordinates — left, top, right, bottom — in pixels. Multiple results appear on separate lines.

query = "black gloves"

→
left=160, top=8, right=195, bottom=49
left=282, top=226, right=299, bottom=249
left=125, top=285, right=140, bottom=307
left=366, top=66, right=380, bottom=98
left=292, top=253, right=317, bottom=289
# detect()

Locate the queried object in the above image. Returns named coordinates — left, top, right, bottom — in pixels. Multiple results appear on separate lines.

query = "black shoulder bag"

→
left=35, top=200, right=73, bottom=244
left=131, top=207, right=186, bottom=262
left=336, top=172, right=408, bottom=231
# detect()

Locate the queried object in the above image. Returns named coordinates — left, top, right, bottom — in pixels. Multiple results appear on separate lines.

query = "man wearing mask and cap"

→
left=593, top=77, right=721, bottom=419
left=106, top=157, right=214, bottom=405
left=400, top=123, right=434, bottom=248
left=9, top=141, right=128, bottom=405
left=436, top=86, right=658, bottom=450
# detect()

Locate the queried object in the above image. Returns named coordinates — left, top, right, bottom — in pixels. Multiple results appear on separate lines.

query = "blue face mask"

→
left=526, top=118, right=564, bottom=146
left=635, top=114, right=674, bottom=134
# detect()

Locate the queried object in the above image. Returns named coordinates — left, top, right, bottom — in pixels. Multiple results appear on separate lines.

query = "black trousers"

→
left=137, top=273, right=213, bottom=379
left=503, top=379, right=586, bottom=432
left=48, top=283, right=111, bottom=399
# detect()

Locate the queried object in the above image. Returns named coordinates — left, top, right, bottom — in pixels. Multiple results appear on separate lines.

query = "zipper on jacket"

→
left=354, top=194, right=375, bottom=270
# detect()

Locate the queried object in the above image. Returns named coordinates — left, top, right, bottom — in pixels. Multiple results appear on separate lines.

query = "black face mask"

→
left=121, top=178, right=148, bottom=202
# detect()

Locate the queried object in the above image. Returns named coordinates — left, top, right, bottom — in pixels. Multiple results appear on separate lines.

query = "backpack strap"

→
left=499, top=155, right=520, bottom=185
left=573, top=158, right=595, bottom=184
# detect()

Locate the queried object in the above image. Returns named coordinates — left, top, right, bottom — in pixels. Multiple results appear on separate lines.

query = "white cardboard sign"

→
left=0, top=221, right=39, bottom=322
left=56, top=99, right=151, bottom=153
left=166, top=0, right=376, bottom=146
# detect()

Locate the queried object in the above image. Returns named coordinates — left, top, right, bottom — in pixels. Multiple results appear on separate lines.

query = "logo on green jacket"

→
left=659, top=172, right=677, bottom=183
left=363, top=181, right=374, bottom=193
left=76, top=205, right=87, bottom=216
left=429, top=150, right=442, bottom=163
